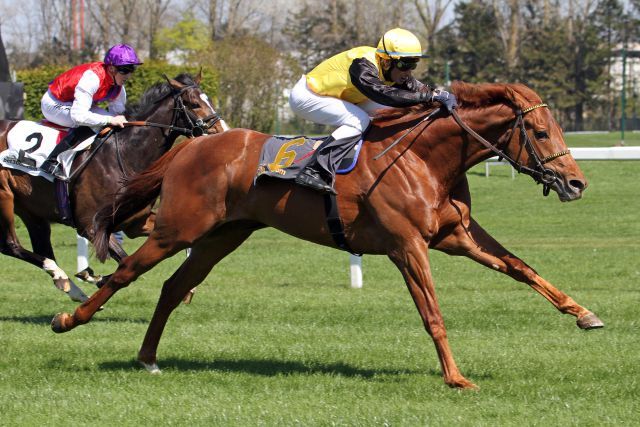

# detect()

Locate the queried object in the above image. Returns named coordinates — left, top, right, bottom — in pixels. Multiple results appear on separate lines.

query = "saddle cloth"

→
left=0, top=120, right=96, bottom=182
left=255, top=135, right=363, bottom=181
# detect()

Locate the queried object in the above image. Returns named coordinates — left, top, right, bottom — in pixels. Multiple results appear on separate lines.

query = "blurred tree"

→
left=492, top=0, right=520, bottom=80
left=592, top=0, right=625, bottom=130
left=154, top=13, right=210, bottom=62
left=201, top=35, right=300, bottom=132
left=448, top=0, right=504, bottom=82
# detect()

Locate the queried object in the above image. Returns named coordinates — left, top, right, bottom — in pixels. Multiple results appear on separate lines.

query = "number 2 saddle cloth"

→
left=0, top=120, right=96, bottom=182
left=255, top=135, right=363, bottom=182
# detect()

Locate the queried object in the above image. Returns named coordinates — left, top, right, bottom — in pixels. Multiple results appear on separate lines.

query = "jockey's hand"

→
left=109, top=115, right=128, bottom=128
left=431, top=90, right=457, bottom=113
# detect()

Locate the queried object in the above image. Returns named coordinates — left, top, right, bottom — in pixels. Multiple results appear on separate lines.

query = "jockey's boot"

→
left=295, top=167, right=337, bottom=195
left=294, top=136, right=337, bottom=195
left=40, top=126, right=93, bottom=179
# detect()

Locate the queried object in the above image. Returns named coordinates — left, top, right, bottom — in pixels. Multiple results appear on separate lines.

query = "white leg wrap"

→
left=43, top=258, right=68, bottom=280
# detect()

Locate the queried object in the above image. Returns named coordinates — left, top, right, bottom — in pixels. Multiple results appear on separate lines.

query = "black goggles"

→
left=394, top=59, right=419, bottom=71
left=116, top=65, right=137, bottom=74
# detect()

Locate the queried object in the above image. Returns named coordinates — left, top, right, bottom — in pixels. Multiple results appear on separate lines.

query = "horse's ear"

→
left=194, top=68, right=202, bottom=85
left=160, top=73, right=185, bottom=90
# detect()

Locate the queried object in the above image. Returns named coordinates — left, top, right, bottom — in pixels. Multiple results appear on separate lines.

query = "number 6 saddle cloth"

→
left=255, top=135, right=363, bottom=182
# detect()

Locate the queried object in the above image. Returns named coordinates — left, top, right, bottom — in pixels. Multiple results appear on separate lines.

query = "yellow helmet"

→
left=376, top=28, right=426, bottom=59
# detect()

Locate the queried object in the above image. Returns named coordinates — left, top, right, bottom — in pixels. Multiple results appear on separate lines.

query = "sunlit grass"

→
left=0, top=161, right=638, bottom=425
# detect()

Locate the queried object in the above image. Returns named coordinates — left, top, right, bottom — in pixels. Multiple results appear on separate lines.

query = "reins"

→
left=374, top=101, right=570, bottom=197
left=450, top=103, right=569, bottom=195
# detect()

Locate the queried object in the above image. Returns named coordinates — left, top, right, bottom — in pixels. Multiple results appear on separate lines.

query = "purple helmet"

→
left=103, top=44, right=143, bottom=66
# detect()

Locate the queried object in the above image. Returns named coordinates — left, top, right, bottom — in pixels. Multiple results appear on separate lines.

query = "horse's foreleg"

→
left=432, top=217, right=603, bottom=329
left=389, top=241, right=478, bottom=389
left=138, top=229, right=253, bottom=373
left=51, top=233, right=185, bottom=333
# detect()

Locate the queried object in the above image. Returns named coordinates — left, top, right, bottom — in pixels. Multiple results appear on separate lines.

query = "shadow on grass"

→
left=99, top=357, right=425, bottom=379
left=0, top=314, right=148, bottom=326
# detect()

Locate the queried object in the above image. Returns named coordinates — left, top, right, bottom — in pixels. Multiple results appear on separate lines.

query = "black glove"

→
left=431, top=90, right=457, bottom=113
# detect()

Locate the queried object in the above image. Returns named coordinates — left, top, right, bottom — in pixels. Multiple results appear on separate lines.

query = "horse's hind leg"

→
left=432, top=191, right=602, bottom=329
left=51, top=229, right=187, bottom=333
left=138, top=228, right=253, bottom=373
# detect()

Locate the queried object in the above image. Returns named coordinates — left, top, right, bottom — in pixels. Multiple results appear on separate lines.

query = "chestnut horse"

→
left=52, top=81, right=603, bottom=389
left=0, top=72, right=225, bottom=302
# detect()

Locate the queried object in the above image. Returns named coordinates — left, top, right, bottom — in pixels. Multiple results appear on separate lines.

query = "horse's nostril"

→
left=569, top=179, right=586, bottom=191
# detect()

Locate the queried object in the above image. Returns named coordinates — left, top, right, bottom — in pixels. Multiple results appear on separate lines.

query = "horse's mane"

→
left=125, top=73, right=197, bottom=119
left=372, top=81, right=543, bottom=125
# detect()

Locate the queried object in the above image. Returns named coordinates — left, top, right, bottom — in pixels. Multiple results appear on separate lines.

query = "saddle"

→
left=255, top=135, right=363, bottom=256
left=0, top=120, right=96, bottom=182
left=255, top=135, right=363, bottom=182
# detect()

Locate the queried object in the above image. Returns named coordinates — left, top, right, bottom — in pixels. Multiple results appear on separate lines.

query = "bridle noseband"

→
left=451, top=103, right=570, bottom=196
left=166, top=85, right=222, bottom=138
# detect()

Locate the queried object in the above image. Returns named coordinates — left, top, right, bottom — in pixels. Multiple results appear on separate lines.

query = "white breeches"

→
left=288, top=75, right=386, bottom=140
left=41, top=91, right=112, bottom=129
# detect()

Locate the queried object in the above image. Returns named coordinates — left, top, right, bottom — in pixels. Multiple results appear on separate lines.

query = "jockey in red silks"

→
left=40, top=44, right=143, bottom=178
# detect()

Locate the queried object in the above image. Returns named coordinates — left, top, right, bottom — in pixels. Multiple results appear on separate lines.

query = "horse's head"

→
left=452, top=82, right=587, bottom=202
left=163, top=71, right=228, bottom=136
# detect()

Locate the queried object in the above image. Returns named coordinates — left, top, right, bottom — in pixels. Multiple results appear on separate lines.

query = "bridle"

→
left=140, top=84, right=222, bottom=140
left=168, top=85, right=222, bottom=138
left=70, top=83, right=223, bottom=181
left=451, top=103, right=570, bottom=196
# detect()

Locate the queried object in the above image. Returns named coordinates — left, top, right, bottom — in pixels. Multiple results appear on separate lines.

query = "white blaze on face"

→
left=43, top=258, right=69, bottom=280
left=199, top=93, right=216, bottom=115
left=199, top=93, right=230, bottom=131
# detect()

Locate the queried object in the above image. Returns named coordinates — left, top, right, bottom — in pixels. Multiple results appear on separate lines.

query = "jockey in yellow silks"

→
left=289, top=28, right=457, bottom=194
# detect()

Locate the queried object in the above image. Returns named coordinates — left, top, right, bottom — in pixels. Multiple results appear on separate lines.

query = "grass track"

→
left=0, top=160, right=638, bottom=425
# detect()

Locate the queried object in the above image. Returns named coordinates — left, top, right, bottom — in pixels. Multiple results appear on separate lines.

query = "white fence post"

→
left=350, top=254, right=362, bottom=288
left=76, top=235, right=89, bottom=273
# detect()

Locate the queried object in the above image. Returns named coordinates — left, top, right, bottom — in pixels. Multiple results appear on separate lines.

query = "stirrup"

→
left=294, top=169, right=337, bottom=195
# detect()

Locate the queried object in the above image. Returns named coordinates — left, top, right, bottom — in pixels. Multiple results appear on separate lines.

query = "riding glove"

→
left=431, top=90, right=458, bottom=113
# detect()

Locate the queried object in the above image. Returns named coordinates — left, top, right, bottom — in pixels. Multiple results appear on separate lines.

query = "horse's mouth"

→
left=554, top=177, right=587, bottom=202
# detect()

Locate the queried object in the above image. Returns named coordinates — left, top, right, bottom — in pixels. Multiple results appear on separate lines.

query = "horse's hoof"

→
left=446, top=376, right=479, bottom=390
left=182, top=290, right=195, bottom=304
left=577, top=312, right=604, bottom=330
left=54, top=278, right=71, bottom=293
left=75, top=267, right=102, bottom=284
left=51, top=312, right=73, bottom=333
left=139, top=360, right=161, bottom=374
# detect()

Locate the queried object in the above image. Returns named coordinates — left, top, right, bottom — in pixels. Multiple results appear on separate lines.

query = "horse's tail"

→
left=93, top=140, right=193, bottom=262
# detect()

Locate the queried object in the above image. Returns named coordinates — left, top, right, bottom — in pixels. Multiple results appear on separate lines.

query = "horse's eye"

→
left=534, top=130, right=549, bottom=140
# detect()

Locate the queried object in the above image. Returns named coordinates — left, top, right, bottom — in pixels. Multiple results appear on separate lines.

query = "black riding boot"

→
left=40, top=126, right=94, bottom=177
left=294, top=136, right=338, bottom=195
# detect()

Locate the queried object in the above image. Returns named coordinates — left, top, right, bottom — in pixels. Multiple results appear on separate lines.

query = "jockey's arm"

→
left=349, top=58, right=429, bottom=107
left=70, top=71, right=114, bottom=128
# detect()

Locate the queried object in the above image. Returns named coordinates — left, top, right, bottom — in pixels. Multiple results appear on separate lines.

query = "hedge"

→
left=16, top=61, right=220, bottom=121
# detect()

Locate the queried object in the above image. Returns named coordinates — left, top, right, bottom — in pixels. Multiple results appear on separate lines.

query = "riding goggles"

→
left=116, top=65, right=137, bottom=74
left=394, top=58, right=419, bottom=71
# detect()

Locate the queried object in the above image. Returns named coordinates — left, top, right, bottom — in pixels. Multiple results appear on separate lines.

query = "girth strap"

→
left=323, top=193, right=361, bottom=256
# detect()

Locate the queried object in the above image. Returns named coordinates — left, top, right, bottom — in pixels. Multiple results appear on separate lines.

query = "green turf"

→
left=0, top=161, right=638, bottom=426
left=565, top=131, right=640, bottom=147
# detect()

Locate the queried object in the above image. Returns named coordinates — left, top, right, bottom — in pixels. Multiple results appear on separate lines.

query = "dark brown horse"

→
left=0, top=72, right=225, bottom=302
left=52, top=81, right=603, bottom=389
